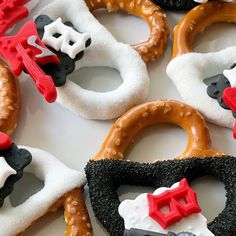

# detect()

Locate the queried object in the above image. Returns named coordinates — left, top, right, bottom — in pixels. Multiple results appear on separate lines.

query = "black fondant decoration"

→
left=124, top=228, right=196, bottom=236
left=0, top=144, right=32, bottom=207
left=153, top=0, right=198, bottom=10
left=206, top=64, right=236, bottom=118
left=85, top=157, right=236, bottom=236
left=35, top=15, right=91, bottom=87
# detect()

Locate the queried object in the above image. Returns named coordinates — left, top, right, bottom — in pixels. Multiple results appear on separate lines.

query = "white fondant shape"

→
left=0, top=146, right=86, bottom=236
left=167, top=47, right=236, bottom=129
left=224, top=66, right=236, bottom=88
left=119, top=182, right=214, bottom=236
left=0, top=157, right=16, bottom=188
left=37, top=0, right=149, bottom=120
left=43, top=18, right=91, bottom=59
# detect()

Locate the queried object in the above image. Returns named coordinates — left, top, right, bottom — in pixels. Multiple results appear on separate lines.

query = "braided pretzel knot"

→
left=85, top=0, right=169, bottom=62
left=172, top=2, right=236, bottom=59
left=0, top=59, right=19, bottom=135
left=93, top=100, right=223, bottom=160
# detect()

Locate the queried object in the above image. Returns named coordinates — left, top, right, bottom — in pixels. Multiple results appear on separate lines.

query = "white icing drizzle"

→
left=119, top=182, right=214, bottom=236
left=0, top=157, right=16, bottom=188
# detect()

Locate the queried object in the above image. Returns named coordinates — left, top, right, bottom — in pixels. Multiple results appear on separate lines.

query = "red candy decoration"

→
left=0, top=21, right=60, bottom=102
left=0, top=132, right=12, bottom=150
left=222, top=87, right=236, bottom=139
left=147, top=178, right=201, bottom=229
left=0, top=0, right=30, bottom=36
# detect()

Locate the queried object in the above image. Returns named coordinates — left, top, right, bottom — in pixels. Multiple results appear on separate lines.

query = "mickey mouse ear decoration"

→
left=0, top=131, right=32, bottom=207
left=35, top=15, right=91, bottom=87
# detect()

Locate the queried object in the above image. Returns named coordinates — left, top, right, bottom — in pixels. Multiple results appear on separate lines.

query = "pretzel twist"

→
left=0, top=59, right=19, bottom=135
left=93, top=100, right=222, bottom=160
left=172, top=2, right=236, bottom=58
left=85, top=0, right=169, bottom=62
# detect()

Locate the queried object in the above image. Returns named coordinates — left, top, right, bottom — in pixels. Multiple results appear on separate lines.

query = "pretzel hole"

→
left=118, top=185, right=155, bottom=202
left=93, top=9, right=149, bottom=44
left=194, top=23, right=236, bottom=53
left=68, top=67, right=122, bottom=92
left=10, top=172, right=44, bottom=207
left=125, top=124, right=187, bottom=163
left=191, top=176, right=226, bottom=222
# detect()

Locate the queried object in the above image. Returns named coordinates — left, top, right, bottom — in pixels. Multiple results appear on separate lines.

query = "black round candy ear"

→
left=0, top=144, right=32, bottom=207
left=85, top=156, right=236, bottom=236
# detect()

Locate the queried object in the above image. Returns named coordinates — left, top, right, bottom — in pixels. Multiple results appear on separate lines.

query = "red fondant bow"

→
left=147, top=178, right=201, bottom=229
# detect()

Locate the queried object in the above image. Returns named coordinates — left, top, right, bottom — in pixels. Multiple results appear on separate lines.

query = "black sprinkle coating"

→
left=153, top=0, right=198, bottom=10
left=207, top=64, right=236, bottom=118
left=35, top=15, right=91, bottom=87
left=0, top=144, right=32, bottom=207
left=85, top=157, right=236, bottom=236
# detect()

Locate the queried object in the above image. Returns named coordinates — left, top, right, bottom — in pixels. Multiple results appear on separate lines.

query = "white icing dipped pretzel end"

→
left=167, top=2, right=236, bottom=130
left=0, top=146, right=92, bottom=236
left=37, top=0, right=149, bottom=120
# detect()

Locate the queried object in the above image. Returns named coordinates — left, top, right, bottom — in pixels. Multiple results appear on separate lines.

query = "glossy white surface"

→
left=10, top=1, right=236, bottom=235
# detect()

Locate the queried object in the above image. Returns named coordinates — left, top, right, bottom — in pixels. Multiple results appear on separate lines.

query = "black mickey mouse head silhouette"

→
left=35, top=15, right=91, bottom=87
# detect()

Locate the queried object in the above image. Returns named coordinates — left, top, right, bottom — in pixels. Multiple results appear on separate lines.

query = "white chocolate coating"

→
left=167, top=46, right=236, bottom=129
left=37, top=0, right=149, bottom=120
left=119, top=182, right=214, bottom=236
left=0, top=146, right=86, bottom=236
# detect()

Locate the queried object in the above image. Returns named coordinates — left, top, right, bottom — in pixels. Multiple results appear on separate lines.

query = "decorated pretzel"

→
left=93, top=100, right=220, bottom=160
left=0, top=60, right=20, bottom=135
left=167, top=2, right=236, bottom=138
left=0, top=132, right=92, bottom=236
left=33, top=0, right=149, bottom=120
left=85, top=0, right=169, bottom=62
left=85, top=100, right=235, bottom=236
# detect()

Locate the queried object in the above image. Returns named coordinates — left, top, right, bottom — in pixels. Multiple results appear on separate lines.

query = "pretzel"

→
left=17, top=188, right=92, bottom=236
left=85, top=0, right=169, bottom=62
left=172, top=2, right=236, bottom=59
left=0, top=145, right=92, bottom=236
left=93, top=100, right=222, bottom=160
left=0, top=59, right=19, bottom=135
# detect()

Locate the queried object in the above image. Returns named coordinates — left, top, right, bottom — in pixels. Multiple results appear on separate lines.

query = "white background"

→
left=9, top=0, right=236, bottom=235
